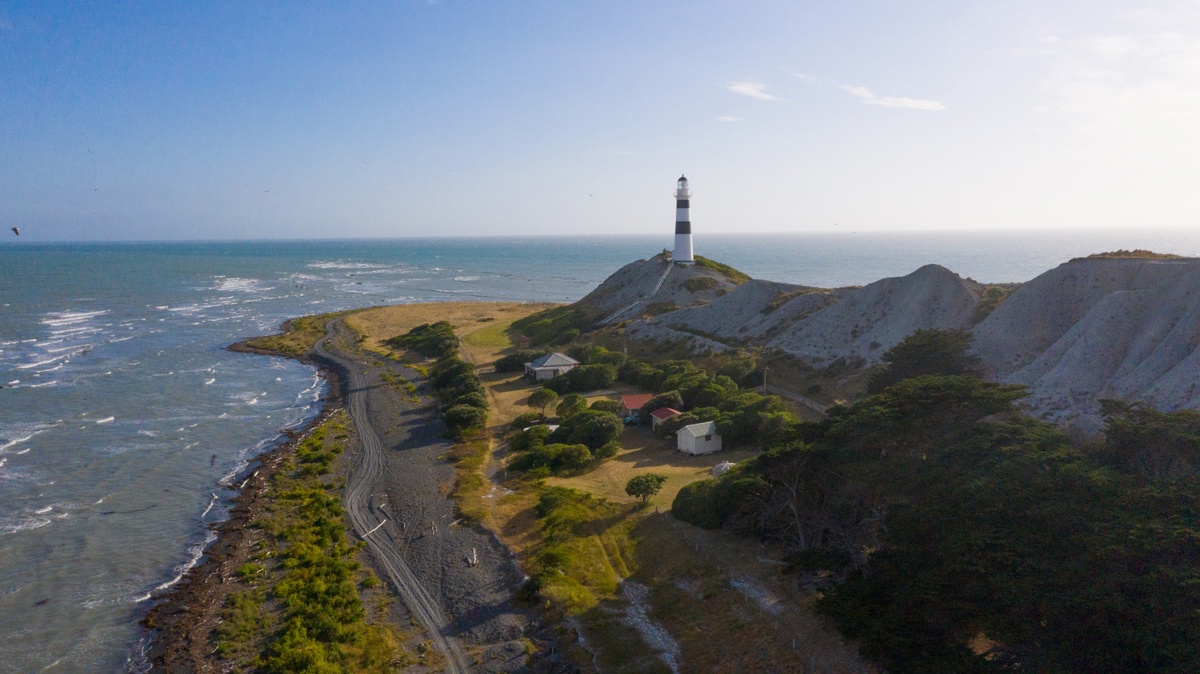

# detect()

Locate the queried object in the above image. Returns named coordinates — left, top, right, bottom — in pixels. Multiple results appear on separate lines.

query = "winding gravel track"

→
left=313, top=320, right=471, bottom=674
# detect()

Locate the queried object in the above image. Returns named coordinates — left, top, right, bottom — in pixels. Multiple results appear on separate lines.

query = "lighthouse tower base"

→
left=673, top=233, right=694, bottom=265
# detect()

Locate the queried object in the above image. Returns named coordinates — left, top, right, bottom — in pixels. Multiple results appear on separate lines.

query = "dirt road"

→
left=312, top=319, right=533, bottom=673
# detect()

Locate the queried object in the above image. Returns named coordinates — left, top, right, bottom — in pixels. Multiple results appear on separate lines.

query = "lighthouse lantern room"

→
left=673, top=175, right=694, bottom=265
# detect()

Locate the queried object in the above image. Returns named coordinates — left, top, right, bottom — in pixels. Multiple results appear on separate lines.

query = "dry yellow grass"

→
left=347, top=302, right=556, bottom=354
left=547, top=425, right=758, bottom=507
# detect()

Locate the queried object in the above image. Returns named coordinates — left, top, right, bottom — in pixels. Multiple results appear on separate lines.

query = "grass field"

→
left=546, top=425, right=758, bottom=507
left=347, top=301, right=557, bottom=354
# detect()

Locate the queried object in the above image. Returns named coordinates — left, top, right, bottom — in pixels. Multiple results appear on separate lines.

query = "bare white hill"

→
left=767, top=265, right=980, bottom=362
left=576, top=253, right=740, bottom=322
left=974, top=257, right=1200, bottom=427
left=629, top=264, right=982, bottom=364
left=597, top=252, right=1200, bottom=428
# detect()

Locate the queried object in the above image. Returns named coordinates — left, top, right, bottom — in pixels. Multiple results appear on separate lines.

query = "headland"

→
left=145, top=249, right=1200, bottom=673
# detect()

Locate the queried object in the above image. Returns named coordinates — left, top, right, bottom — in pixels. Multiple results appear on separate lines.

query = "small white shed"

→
left=677, top=421, right=722, bottom=455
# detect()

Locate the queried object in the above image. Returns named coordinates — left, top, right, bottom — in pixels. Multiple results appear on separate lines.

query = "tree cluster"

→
left=494, top=349, right=547, bottom=373
left=381, top=321, right=492, bottom=440
left=865, top=328, right=981, bottom=394
left=672, top=374, right=1200, bottom=673
left=617, top=358, right=794, bottom=448
left=507, top=420, right=620, bottom=476
left=543, top=363, right=617, bottom=394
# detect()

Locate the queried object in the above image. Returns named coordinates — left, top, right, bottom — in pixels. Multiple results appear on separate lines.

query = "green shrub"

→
left=511, top=305, right=597, bottom=346
left=693, top=256, right=751, bottom=283
left=495, top=349, right=548, bottom=373
left=556, top=394, right=587, bottom=420
left=567, top=363, right=617, bottom=392
left=589, top=399, right=623, bottom=415
left=451, top=391, right=488, bottom=409
left=625, top=473, right=667, bottom=503
left=683, top=276, right=722, bottom=293
left=594, top=440, right=621, bottom=459
left=510, top=425, right=552, bottom=452
left=443, top=404, right=488, bottom=438
left=672, top=479, right=724, bottom=528
left=866, top=329, right=981, bottom=394
left=510, top=412, right=542, bottom=430
left=386, top=321, right=458, bottom=359
left=536, top=486, right=580, bottom=517
left=526, top=388, right=559, bottom=416
left=508, top=443, right=591, bottom=474
left=549, top=409, right=623, bottom=450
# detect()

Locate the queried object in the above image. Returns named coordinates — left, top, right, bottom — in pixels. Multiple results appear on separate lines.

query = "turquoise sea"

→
left=2, top=229, right=1200, bottom=672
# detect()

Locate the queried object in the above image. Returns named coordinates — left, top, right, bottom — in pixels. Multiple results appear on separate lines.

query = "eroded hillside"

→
left=588, top=251, right=1200, bottom=428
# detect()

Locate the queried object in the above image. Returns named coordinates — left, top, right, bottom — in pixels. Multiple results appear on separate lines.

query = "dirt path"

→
left=313, top=319, right=535, bottom=673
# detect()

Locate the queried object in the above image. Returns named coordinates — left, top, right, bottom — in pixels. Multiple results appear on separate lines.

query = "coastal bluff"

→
left=573, top=253, right=1200, bottom=429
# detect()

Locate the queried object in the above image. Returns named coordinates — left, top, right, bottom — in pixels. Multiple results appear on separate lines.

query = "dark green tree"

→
left=550, top=409, right=623, bottom=450
left=589, top=399, right=623, bottom=415
left=1098, top=398, right=1200, bottom=480
left=556, top=394, right=587, bottom=420
left=866, top=328, right=981, bottom=393
left=526, top=388, right=558, bottom=417
left=625, top=473, right=668, bottom=504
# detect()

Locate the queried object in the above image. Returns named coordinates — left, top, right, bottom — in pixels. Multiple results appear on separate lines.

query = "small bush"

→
left=444, top=404, right=488, bottom=438
left=510, top=411, right=541, bottom=430
left=556, top=394, right=588, bottom=420
left=495, top=349, right=548, bottom=373
left=589, top=399, right=623, bottom=415
left=671, top=478, right=730, bottom=528
left=683, top=276, right=721, bottom=293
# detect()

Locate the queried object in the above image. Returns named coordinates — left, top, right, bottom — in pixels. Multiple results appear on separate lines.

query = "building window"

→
left=705, top=434, right=712, bottom=441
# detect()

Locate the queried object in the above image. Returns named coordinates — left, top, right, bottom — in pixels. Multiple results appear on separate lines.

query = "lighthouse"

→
left=673, top=175, right=694, bottom=265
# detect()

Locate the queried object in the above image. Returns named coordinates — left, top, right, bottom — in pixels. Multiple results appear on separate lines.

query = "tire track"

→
left=314, top=320, right=471, bottom=674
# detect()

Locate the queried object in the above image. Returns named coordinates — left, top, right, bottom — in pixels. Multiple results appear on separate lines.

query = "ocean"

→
left=2, top=229, right=1199, bottom=672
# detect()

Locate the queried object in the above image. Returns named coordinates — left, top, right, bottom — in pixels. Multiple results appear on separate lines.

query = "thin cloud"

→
left=793, top=70, right=944, bottom=111
left=839, top=85, right=946, bottom=111
left=716, top=116, right=741, bottom=122
left=727, top=81, right=780, bottom=101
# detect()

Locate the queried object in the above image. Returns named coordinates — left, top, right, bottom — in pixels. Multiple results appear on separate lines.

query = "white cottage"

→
left=677, top=421, right=722, bottom=455
left=523, top=352, right=580, bottom=381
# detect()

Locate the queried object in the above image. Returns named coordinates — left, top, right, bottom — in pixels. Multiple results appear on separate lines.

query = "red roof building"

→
left=650, top=407, right=682, bottom=428
left=619, top=393, right=655, bottom=417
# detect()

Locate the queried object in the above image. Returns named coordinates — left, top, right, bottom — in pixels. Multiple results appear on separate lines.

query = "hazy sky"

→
left=2, top=1, right=1199, bottom=240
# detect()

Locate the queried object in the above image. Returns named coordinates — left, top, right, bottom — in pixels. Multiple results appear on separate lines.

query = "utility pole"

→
left=761, top=365, right=768, bottom=394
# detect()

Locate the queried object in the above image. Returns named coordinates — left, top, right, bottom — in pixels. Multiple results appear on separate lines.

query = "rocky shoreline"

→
left=138, top=340, right=345, bottom=672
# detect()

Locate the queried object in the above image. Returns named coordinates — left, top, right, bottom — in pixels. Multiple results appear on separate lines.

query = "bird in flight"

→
left=10, top=227, right=18, bottom=236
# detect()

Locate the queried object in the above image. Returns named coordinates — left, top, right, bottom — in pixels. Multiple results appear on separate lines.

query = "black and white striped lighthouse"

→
left=673, top=174, right=694, bottom=265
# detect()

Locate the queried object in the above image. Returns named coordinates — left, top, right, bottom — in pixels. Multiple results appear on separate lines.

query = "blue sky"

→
left=2, top=1, right=1199, bottom=240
